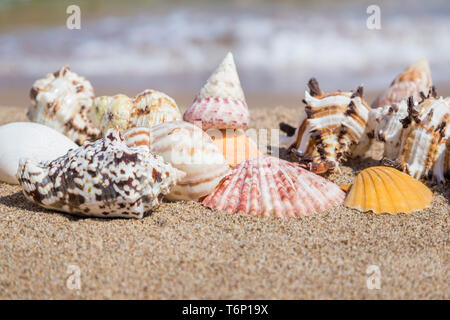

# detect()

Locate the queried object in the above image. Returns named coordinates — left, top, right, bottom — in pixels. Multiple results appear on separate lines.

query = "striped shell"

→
left=183, top=52, right=250, bottom=131
left=344, top=166, right=432, bottom=214
left=16, top=129, right=182, bottom=219
left=123, top=121, right=231, bottom=201
left=202, top=155, right=345, bottom=218
left=93, top=89, right=181, bottom=135
left=28, top=65, right=101, bottom=145
left=280, top=78, right=370, bottom=173
left=208, top=129, right=262, bottom=167
left=0, top=122, right=77, bottom=184
left=372, top=59, right=432, bottom=108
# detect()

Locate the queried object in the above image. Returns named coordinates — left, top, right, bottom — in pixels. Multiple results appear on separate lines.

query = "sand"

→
left=0, top=104, right=448, bottom=300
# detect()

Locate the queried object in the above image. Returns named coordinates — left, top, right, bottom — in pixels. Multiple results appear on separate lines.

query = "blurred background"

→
left=0, top=0, right=449, bottom=108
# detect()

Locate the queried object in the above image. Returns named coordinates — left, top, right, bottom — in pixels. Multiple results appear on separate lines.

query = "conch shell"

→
left=124, top=121, right=231, bottom=201
left=344, top=166, right=433, bottom=214
left=93, top=89, right=182, bottom=135
left=17, top=129, right=182, bottom=218
left=202, top=155, right=345, bottom=218
left=279, top=78, right=371, bottom=173
left=372, top=59, right=432, bottom=108
left=183, top=52, right=250, bottom=131
left=28, top=65, right=101, bottom=145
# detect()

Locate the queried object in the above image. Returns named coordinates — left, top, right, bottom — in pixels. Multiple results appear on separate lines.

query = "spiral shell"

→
left=202, top=155, right=345, bottom=218
left=28, top=65, right=101, bottom=145
left=183, top=52, right=250, bottom=131
left=344, top=166, right=432, bottom=214
left=124, top=121, right=231, bottom=201
left=17, top=129, right=182, bottom=218
left=93, top=89, right=181, bottom=135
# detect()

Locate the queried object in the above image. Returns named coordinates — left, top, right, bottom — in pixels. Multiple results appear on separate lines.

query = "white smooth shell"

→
left=0, top=122, right=77, bottom=184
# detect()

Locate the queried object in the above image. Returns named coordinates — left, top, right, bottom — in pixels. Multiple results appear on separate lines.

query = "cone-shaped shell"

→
left=123, top=121, right=231, bottom=201
left=28, top=65, right=101, bottom=145
left=372, top=59, right=432, bottom=108
left=16, top=129, right=182, bottom=219
left=208, top=129, right=262, bottom=167
left=93, top=89, right=181, bottom=135
left=344, top=166, right=432, bottom=214
left=183, top=52, right=250, bottom=130
left=202, top=155, right=345, bottom=218
left=0, top=122, right=78, bottom=184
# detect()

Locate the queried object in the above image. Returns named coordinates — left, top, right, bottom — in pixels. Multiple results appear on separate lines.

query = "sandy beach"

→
left=0, top=103, right=448, bottom=300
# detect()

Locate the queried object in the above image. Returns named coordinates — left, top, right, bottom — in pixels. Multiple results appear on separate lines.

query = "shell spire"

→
left=183, top=52, right=250, bottom=131
left=17, top=128, right=182, bottom=218
left=28, top=65, right=101, bottom=145
left=372, top=59, right=432, bottom=108
left=202, top=155, right=345, bottom=218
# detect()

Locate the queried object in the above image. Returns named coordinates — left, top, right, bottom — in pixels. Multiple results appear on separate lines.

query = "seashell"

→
left=344, top=166, right=432, bottom=214
left=183, top=52, right=250, bottom=131
left=92, top=89, right=182, bottom=135
left=372, top=59, right=432, bottom=108
left=202, top=155, right=345, bottom=218
left=376, top=91, right=449, bottom=182
left=208, top=129, right=262, bottom=167
left=123, top=121, right=231, bottom=201
left=16, top=128, right=182, bottom=219
left=28, top=65, right=101, bottom=145
left=279, top=78, right=370, bottom=173
left=0, top=122, right=77, bottom=184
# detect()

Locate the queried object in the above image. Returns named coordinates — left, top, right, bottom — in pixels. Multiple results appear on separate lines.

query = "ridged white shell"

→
left=28, top=66, right=101, bottom=145
left=372, top=59, right=432, bottom=108
left=93, top=90, right=182, bottom=135
left=0, top=122, right=77, bottom=184
left=16, top=129, right=182, bottom=218
left=280, top=78, right=370, bottom=173
left=183, top=52, right=250, bottom=130
left=123, top=121, right=231, bottom=201
left=202, top=155, right=345, bottom=218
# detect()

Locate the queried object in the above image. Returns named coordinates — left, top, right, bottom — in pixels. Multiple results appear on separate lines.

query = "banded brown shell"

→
left=16, top=129, right=182, bottom=218
left=93, top=89, right=182, bottom=135
left=372, top=59, right=432, bottom=108
left=202, top=155, right=345, bottom=218
left=124, top=121, right=231, bottom=201
left=183, top=52, right=250, bottom=131
left=344, top=166, right=432, bottom=214
left=279, top=78, right=371, bottom=173
left=28, top=65, right=101, bottom=145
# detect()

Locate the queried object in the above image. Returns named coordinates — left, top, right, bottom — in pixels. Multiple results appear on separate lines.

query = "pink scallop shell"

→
left=202, top=155, right=345, bottom=218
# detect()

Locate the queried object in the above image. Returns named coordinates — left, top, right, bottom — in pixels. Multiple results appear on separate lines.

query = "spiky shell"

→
left=0, top=122, right=77, bottom=184
left=93, top=90, right=181, bottom=135
left=28, top=65, right=101, bottom=145
left=372, top=59, right=432, bottom=108
left=123, top=121, right=231, bottom=201
left=202, top=155, right=345, bottom=218
left=344, top=166, right=432, bottom=214
left=280, top=78, right=370, bottom=173
left=16, top=129, right=182, bottom=219
left=208, top=129, right=262, bottom=167
left=183, top=52, right=250, bottom=130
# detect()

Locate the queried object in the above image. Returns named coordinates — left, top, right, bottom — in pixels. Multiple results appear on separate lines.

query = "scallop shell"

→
left=28, top=65, right=101, bottom=145
left=372, top=59, right=432, bottom=108
left=344, top=166, right=432, bottom=214
left=183, top=52, right=250, bottom=131
left=208, top=129, right=262, bottom=167
left=0, top=122, right=77, bottom=184
left=279, top=78, right=370, bottom=173
left=202, top=155, right=345, bottom=218
left=123, top=121, right=231, bottom=201
left=92, top=90, right=182, bottom=135
left=16, top=128, right=182, bottom=218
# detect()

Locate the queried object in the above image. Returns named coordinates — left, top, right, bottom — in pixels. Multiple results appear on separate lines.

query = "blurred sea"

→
left=0, top=0, right=449, bottom=102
